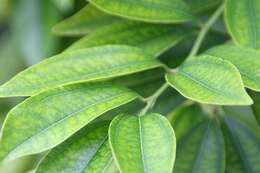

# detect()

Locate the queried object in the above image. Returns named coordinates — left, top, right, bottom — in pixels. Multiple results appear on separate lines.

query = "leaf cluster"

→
left=0, top=0, right=259, bottom=173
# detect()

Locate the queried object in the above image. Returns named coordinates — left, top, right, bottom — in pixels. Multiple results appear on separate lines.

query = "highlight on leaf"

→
left=52, top=5, right=120, bottom=36
left=165, top=55, right=253, bottom=105
left=0, top=83, right=138, bottom=162
left=109, top=113, right=176, bottom=173
left=88, top=0, right=193, bottom=23
left=0, top=45, right=162, bottom=97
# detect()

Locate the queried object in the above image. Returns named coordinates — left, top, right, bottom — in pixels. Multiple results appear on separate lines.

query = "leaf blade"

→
left=88, top=0, right=193, bottom=23
left=0, top=45, right=162, bottom=97
left=0, top=83, right=138, bottom=162
left=36, top=122, right=117, bottom=173
left=67, top=21, right=191, bottom=57
left=173, top=120, right=225, bottom=173
left=52, top=5, right=120, bottom=36
left=225, top=0, right=260, bottom=49
left=165, top=55, right=253, bottom=105
left=109, top=113, right=176, bottom=173
left=206, top=44, right=260, bottom=91
left=223, top=107, right=260, bottom=173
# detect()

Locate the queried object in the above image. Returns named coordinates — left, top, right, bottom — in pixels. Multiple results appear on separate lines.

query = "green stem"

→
left=139, top=83, right=169, bottom=116
left=187, top=3, right=225, bottom=60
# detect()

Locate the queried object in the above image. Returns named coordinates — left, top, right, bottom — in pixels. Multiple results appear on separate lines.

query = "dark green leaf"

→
left=250, top=92, right=260, bottom=125
left=174, top=120, right=225, bottom=173
left=168, top=103, right=207, bottom=140
left=222, top=107, right=260, bottom=173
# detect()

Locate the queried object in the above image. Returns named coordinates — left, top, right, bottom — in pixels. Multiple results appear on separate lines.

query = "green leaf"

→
left=0, top=45, right=162, bottom=97
left=173, top=120, right=225, bottom=173
left=109, top=113, right=176, bottom=173
left=222, top=107, right=260, bottom=173
left=168, top=103, right=207, bottom=141
left=36, top=122, right=118, bottom=173
left=185, top=0, right=222, bottom=14
left=0, top=83, right=137, bottom=162
left=206, top=44, right=260, bottom=91
left=67, top=21, right=191, bottom=57
left=112, top=69, right=165, bottom=97
left=225, top=0, right=260, bottom=49
left=88, top=0, right=193, bottom=24
left=165, top=55, right=253, bottom=105
left=250, top=92, right=260, bottom=125
left=53, top=5, right=120, bottom=36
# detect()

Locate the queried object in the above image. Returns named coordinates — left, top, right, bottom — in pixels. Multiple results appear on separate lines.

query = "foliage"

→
left=0, top=0, right=259, bottom=173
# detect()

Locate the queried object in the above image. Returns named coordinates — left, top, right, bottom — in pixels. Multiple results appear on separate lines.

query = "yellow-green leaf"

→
left=0, top=83, right=137, bottom=162
left=52, top=5, right=120, bottom=36
left=109, top=113, right=176, bottom=173
left=206, top=44, right=260, bottom=91
left=88, top=0, right=193, bottom=24
left=225, top=0, right=260, bottom=49
left=67, top=21, right=191, bottom=57
left=0, top=45, right=162, bottom=97
left=36, top=122, right=118, bottom=173
left=165, top=55, right=253, bottom=105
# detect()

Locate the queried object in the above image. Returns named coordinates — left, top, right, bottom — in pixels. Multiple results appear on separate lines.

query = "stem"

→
left=139, top=83, right=169, bottom=116
left=187, top=3, right=225, bottom=60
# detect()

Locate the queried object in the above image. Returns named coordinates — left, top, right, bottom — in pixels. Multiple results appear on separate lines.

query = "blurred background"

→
left=0, top=0, right=86, bottom=172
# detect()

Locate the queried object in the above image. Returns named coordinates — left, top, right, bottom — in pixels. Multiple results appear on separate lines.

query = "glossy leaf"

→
left=0, top=83, right=138, bottom=162
left=0, top=45, right=162, bottom=97
left=225, top=0, right=260, bottom=49
left=174, top=120, right=225, bottom=173
left=223, top=107, right=260, bottom=173
left=67, top=21, right=191, bottom=57
left=37, top=122, right=118, bottom=173
left=206, top=44, right=260, bottom=91
left=109, top=113, right=176, bottom=173
left=88, top=0, right=193, bottom=23
left=53, top=5, right=120, bottom=36
left=165, top=55, right=253, bottom=105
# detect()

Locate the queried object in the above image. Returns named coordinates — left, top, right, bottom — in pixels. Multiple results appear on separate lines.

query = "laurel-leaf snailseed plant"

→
left=0, top=0, right=259, bottom=173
